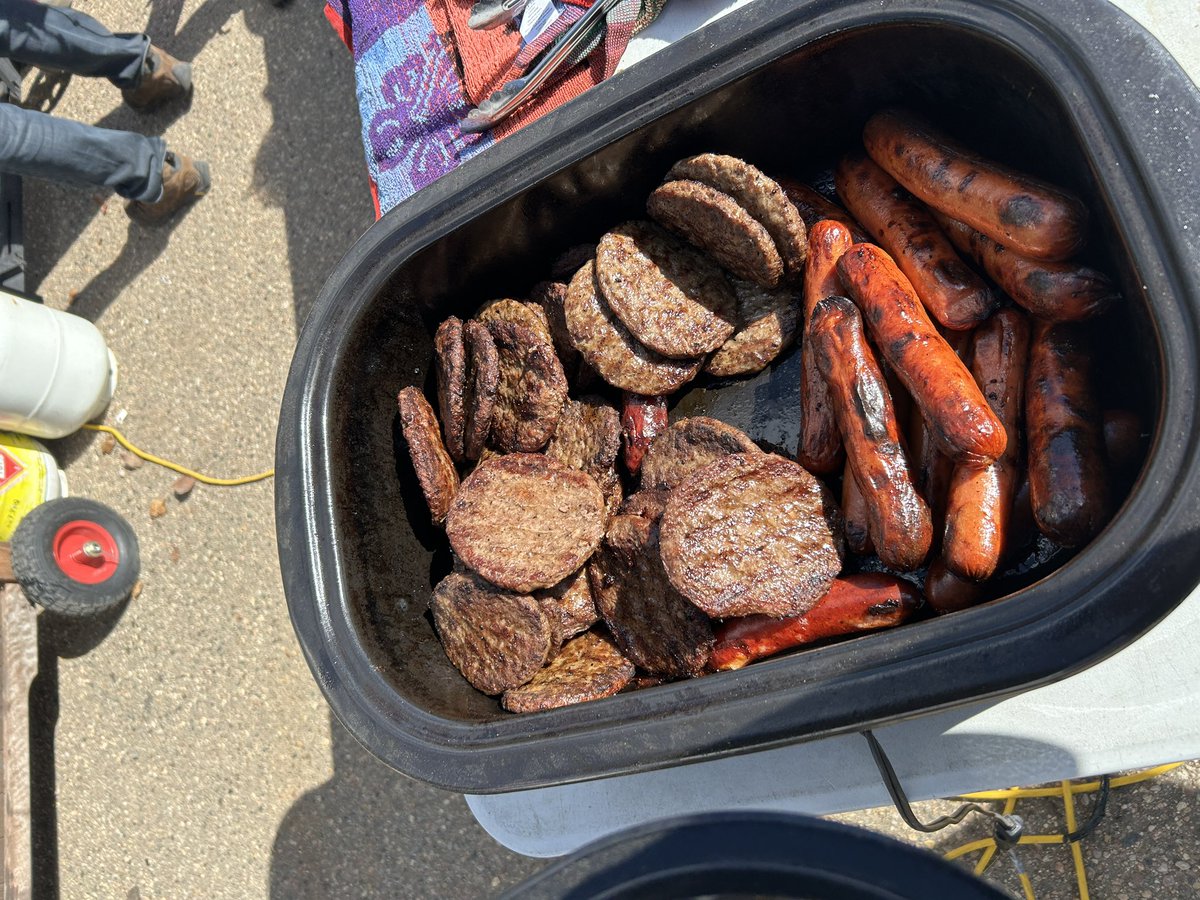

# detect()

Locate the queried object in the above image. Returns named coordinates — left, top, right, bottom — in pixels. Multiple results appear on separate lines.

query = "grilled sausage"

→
left=835, top=153, right=995, bottom=330
left=811, top=295, right=932, bottom=570
left=836, top=243, right=1007, bottom=464
left=863, top=108, right=1088, bottom=261
left=943, top=308, right=1031, bottom=580
left=924, top=558, right=985, bottom=614
left=1026, top=321, right=1110, bottom=546
left=797, top=219, right=854, bottom=474
left=621, top=393, right=668, bottom=476
left=936, top=213, right=1119, bottom=322
left=776, top=176, right=872, bottom=243
left=709, top=573, right=922, bottom=670
left=841, top=462, right=875, bottom=556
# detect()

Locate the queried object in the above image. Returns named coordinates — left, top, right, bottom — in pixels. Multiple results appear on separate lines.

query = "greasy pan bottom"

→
left=277, top=0, right=1200, bottom=792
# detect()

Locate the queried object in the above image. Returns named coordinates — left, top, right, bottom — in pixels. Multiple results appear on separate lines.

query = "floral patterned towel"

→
left=324, top=0, right=665, bottom=217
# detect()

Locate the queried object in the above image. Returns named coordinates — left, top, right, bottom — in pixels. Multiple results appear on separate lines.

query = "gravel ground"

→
left=15, top=1, right=1200, bottom=899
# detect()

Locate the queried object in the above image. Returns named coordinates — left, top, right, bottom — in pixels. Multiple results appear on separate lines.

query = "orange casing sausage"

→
left=811, top=295, right=932, bottom=571
left=836, top=243, right=1007, bottom=465
left=835, top=153, right=995, bottom=330
left=935, top=213, right=1119, bottom=323
left=621, top=393, right=668, bottom=476
left=796, top=219, right=854, bottom=474
left=943, top=308, right=1032, bottom=580
left=777, top=177, right=872, bottom=243
left=863, top=108, right=1088, bottom=261
left=1025, top=321, right=1111, bottom=547
left=709, top=573, right=921, bottom=670
left=841, top=461, right=875, bottom=556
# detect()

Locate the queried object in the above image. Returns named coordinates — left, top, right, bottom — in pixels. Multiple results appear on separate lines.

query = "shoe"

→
left=125, top=151, right=211, bottom=224
left=122, top=46, right=193, bottom=111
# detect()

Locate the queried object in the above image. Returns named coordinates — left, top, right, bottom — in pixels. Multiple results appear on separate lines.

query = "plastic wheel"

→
left=10, top=497, right=140, bottom=616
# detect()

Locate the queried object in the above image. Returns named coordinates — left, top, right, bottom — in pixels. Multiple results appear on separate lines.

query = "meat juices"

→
left=810, top=295, right=932, bottom=571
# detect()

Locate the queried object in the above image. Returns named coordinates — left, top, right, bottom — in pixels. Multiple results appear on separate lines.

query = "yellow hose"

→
left=81, top=423, right=274, bottom=486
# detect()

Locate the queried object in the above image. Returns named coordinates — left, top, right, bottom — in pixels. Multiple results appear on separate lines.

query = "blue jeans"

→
left=0, top=0, right=165, bottom=201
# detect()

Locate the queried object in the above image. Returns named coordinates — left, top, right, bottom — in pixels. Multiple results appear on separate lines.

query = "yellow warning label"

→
left=0, top=432, right=56, bottom=540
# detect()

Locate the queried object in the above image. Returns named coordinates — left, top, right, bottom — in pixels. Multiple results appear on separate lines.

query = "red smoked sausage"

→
left=836, top=243, right=1007, bottom=465
left=811, top=295, right=932, bottom=571
left=621, top=393, right=668, bottom=476
left=1025, top=321, right=1110, bottom=547
left=943, top=308, right=1031, bottom=580
left=863, top=108, right=1089, bottom=261
left=709, top=573, right=921, bottom=670
left=841, top=462, right=875, bottom=556
left=935, top=213, right=1119, bottom=323
left=796, top=219, right=854, bottom=474
left=924, top=558, right=985, bottom=614
left=777, top=176, right=872, bottom=243
left=835, top=153, right=995, bottom=330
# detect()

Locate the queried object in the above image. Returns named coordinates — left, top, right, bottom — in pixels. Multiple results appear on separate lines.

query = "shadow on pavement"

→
left=269, top=712, right=548, bottom=899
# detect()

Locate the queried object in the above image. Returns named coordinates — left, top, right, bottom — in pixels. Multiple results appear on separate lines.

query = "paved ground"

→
left=15, top=1, right=1200, bottom=899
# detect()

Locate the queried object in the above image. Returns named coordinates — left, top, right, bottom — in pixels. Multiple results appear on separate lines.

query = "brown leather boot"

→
left=122, top=46, right=193, bottom=111
left=125, top=151, right=211, bottom=225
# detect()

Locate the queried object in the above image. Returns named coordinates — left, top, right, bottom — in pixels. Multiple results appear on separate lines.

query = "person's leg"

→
left=0, top=0, right=147, bottom=88
left=0, top=102, right=164, bottom=199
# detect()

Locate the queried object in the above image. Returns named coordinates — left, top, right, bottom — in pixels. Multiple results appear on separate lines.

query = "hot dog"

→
left=935, top=213, right=1119, bottom=322
left=1026, top=321, right=1110, bottom=547
left=835, top=153, right=995, bottom=330
left=621, top=393, right=668, bottom=476
left=924, top=558, right=985, bottom=614
left=776, top=176, right=872, bottom=243
left=836, top=243, right=1007, bottom=465
left=863, top=108, right=1088, bottom=261
left=811, top=295, right=932, bottom=570
left=943, top=308, right=1031, bottom=580
left=709, top=573, right=922, bottom=670
left=841, top=462, right=875, bottom=556
left=797, top=219, right=854, bottom=474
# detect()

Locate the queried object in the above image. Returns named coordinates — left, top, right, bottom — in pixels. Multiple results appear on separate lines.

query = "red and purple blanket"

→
left=325, top=0, right=664, bottom=217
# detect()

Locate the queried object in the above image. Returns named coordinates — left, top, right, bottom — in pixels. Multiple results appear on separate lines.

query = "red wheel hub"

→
left=52, top=519, right=120, bottom=585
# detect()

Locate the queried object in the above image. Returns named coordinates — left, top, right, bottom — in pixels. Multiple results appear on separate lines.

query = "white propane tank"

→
left=0, top=289, right=118, bottom=438
left=0, top=431, right=67, bottom=540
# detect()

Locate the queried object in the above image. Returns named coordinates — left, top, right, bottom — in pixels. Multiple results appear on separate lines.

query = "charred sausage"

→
left=797, top=219, right=854, bottom=474
left=836, top=243, right=1007, bottom=464
left=936, top=213, right=1119, bottom=322
left=835, top=153, right=995, bottom=330
left=863, top=108, right=1088, bottom=261
left=621, top=393, right=668, bottom=476
left=777, top=176, right=872, bottom=243
left=943, top=308, right=1032, bottom=580
left=924, top=558, right=985, bottom=614
left=709, top=573, right=922, bottom=670
left=811, top=295, right=932, bottom=570
left=841, top=462, right=875, bottom=556
left=1025, top=321, right=1110, bottom=547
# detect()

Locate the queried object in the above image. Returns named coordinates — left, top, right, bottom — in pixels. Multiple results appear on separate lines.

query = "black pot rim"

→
left=276, top=0, right=1200, bottom=792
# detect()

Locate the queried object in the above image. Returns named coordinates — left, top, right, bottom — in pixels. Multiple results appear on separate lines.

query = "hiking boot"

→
left=125, top=151, right=211, bottom=224
left=122, top=45, right=193, bottom=111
